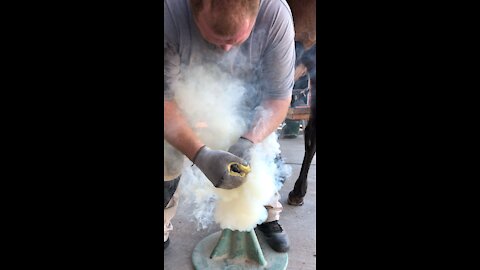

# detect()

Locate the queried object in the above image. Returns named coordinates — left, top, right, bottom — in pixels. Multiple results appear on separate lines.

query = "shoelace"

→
left=271, top=223, right=283, bottom=232
left=261, top=222, right=283, bottom=233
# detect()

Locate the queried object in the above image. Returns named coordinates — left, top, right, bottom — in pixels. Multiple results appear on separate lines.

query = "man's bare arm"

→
left=164, top=100, right=204, bottom=161
left=242, top=97, right=291, bottom=144
left=164, top=100, right=250, bottom=189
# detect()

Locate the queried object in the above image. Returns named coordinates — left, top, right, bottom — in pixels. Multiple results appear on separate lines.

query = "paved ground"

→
left=164, top=134, right=316, bottom=269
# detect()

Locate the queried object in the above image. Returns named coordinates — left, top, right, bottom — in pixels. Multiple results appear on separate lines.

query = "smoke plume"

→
left=172, top=63, right=291, bottom=231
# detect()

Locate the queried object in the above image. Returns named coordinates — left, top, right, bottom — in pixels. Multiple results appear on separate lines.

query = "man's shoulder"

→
left=164, top=0, right=189, bottom=16
left=260, top=0, right=293, bottom=17
left=256, top=0, right=294, bottom=38
left=164, top=0, right=185, bottom=6
left=277, top=0, right=293, bottom=13
left=164, top=0, right=191, bottom=38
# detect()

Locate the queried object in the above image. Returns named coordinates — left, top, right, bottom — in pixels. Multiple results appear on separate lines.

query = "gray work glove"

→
left=193, top=145, right=251, bottom=189
left=228, top=137, right=255, bottom=163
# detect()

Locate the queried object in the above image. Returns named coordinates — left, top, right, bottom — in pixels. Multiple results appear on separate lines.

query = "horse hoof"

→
left=287, top=192, right=304, bottom=206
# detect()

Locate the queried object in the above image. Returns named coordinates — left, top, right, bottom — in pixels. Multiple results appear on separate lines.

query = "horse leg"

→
left=288, top=116, right=316, bottom=206
left=288, top=52, right=316, bottom=206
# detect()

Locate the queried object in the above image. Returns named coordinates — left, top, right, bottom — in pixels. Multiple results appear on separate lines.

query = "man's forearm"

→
left=242, top=98, right=291, bottom=143
left=164, top=100, right=204, bottom=161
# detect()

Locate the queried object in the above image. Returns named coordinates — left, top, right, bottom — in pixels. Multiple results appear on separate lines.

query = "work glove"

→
left=227, top=137, right=255, bottom=163
left=193, top=145, right=251, bottom=189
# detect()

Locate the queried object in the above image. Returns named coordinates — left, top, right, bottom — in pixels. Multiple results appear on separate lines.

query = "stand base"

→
left=192, top=230, right=288, bottom=270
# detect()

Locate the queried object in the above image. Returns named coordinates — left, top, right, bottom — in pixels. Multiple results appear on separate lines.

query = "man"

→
left=164, top=0, right=295, bottom=253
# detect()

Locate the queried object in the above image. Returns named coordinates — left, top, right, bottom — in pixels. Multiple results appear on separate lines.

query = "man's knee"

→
left=164, top=141, right=185, bottom=181
left=274, top=154, right=287, bottom=186
left=164, top=175, right=180, bottom=208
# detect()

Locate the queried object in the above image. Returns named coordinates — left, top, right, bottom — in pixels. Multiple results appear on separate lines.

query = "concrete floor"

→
left=164, top=134, right=316, bottom=270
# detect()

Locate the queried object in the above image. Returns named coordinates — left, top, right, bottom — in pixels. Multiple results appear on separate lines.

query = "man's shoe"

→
left=256, top=221, right=290, bottom=253
left=164, top=238, right=170, bottom=250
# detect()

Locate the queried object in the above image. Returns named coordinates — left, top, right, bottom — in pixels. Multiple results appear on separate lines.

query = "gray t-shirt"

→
left=164, top=0, right=295, bottom=105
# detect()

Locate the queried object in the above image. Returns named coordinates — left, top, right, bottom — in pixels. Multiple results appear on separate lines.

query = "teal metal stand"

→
left=192, top=229, right=288, bottom=270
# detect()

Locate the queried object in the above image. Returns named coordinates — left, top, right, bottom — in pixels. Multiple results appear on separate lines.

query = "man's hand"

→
left=228, top=137, right=255, bottom=163
left=193, top=146, right=250, bottom=189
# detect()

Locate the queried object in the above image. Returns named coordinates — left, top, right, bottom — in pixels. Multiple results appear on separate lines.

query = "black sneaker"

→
left=164, top=238, right=170, bottom=250
left=256, top=221, right=290, bottom=253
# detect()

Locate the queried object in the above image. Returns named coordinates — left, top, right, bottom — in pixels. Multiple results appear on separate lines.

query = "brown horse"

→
left=286, top=0, right=316, bottom=206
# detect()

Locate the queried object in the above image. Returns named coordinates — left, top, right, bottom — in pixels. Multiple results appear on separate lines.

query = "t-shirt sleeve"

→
left=164, top=1, right=180, bottom=101
left=259, top=3, right=296, bottom=100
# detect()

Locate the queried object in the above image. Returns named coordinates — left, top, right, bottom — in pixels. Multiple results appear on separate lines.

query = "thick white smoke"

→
left=213, top=134, right=282, bottom=231
left=173, top=65, right=248, bottom=149
left=173, top=64, right=291, bottom=231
